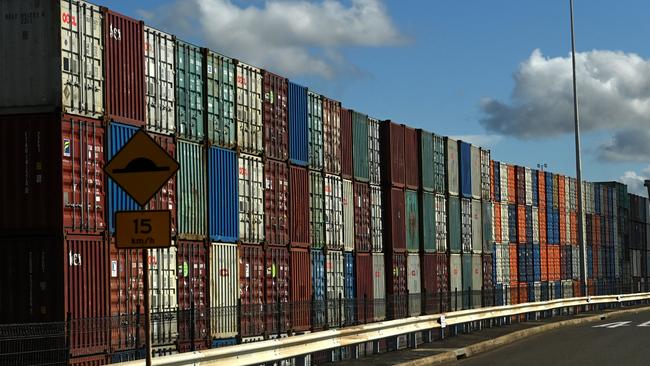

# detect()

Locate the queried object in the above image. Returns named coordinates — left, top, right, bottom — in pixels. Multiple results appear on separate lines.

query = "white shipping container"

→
left=532, top=207, right=539, bottom=244
left=525, top=167, right=533, bottom=206
left=470, top=145, right=481, bottom=199
left=501, top=204, right=509, bottom=244
left=372, top=253, right=386, bottom=321
left=435, top=194, right=448, bottom=252
left=565, top=209, right=571, bottom=245
left=407, top=254, right=421, bottom=316
left=562, top=279, right=573, bottom=298
left=144, top=26, right=175, bottom=135
left=371, top=184, right=384, bottom=252
left=500, top=162, right=509, bottom=203
left=449, top=254, right=462, bottom=310
left=0, top=0, right=104, bottom=118
left=324, top=175, right=344, bottom=250
left=461, top=198, right=472, bottom=252
left=342, top=179, right=355, bottom=252
left=368, top=118, right=381, bottom=185
left=471, top=254, right=482, bottom=308
left=148, top=246, right=178, bottom=343
left=564, top=178, right=571, bottom=211
left=471, top=199, right=482, bottom=253
left=209, top=242, right=239, bottom=339
left=446, top=138, right=459, bottom=196
left=530, top=282, right=541, bottom=302
left=326, top=250, right=344, bottom=326
left=572, top=245, right=580, bottom=280
left=480, top=149, right=491, bottom=201
left=236, top=61, right=263, bottom=154
left=239, top=154, right=265, bottom=243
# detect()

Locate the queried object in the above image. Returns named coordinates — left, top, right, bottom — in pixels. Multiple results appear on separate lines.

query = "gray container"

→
left=326, top=250, right=344, bottom=326
left=368, top=118, right=381, bottom=185
left=448, top=196, right=461, bottom=253
left=480, top=149, right=491, bottom=201
left=178, top=140, right=207, bottom=239
left=532, top=207, right=539, bottom=244
left=239, top=154, right=264, bottom=244
left=470, top=145, right=481, bottom=199
left=148, top=246, right=179, bottom=343
left=471, top=199, right=482, bottom=253
left=501, top=204, right=509, bottom=244
left=371, top=184, right=384, bottom=252
left=461, top=198, right=472, bottom=253
left=435, top=194, right=448, bottom=252
left=310, top=171, right=325, bottom=249
left=446, top=138, right=459, bottom=196
left=0, top=0, right=104, bottom=118
left=406, top=253, right=421, bottom=316
left=482, top=202, right=494, bottom=252
left=499, top=162, right=509, bottom=203
left=372, top=253, right=386, bottom=321
left=236, top=61, right=263, bottom=154
left=145, top=26, right=176, bottom=135
left=449, top=254, right=462, bottom=309
left=209, top=242, right=239, bottom=339
left=308, top=91, right=324, bottom=170
left=471, top=254, right=482, bottom=308
left=342, top=179, right=355, bottom=252
left=324, top=174, right=344, bottom=250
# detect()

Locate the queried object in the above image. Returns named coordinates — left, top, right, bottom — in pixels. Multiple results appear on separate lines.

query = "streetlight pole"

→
left=569, top=0, right=588, bottom=296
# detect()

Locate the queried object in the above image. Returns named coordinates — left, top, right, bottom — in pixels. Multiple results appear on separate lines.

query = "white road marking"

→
left=593, top=321, right=631, bottom=328
left=637, top=320, right=650, bottom=327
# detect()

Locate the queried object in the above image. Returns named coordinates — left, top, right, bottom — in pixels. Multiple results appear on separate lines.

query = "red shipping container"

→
left=482, top=254, right=494, bottom=290
left=289, top=247, right=311, bottom=332
left=422, top=253, right=449, bottom=313
left=340, top=108, right=353, bottom=179
left=539, top=206, right=547, bottom=244
left=493, top=202, right=502, bottom=243
left=0, top=114, right=106, bottom=235
left=538, top=170, right=546, bottom=208
left=570, top=212, right=578, bottom=245
left=515, top=166, right=525, bottom=204
left=239, top=244, right=265, bottom=337
left=379, top=121, right=405, bottom=188
left=323, top=97, right=342, bottom=175
left=383, top=187, right=406, bottom=252
left=540, top=243, right=548, bottom=281
left=265, top=160, right=289, bottom=246
left=69, top=354, right=111, bottom=366
left=289, top=166, right=309, bottom=247
left=102, top=9, right=145, bottom=126
left=404, top=126, right=419, bottom=190
left=507, top=166, right=516, bottom=205
left=559, top=210, right=567, bottom=244
left=148, top=133, right=177, bottom=235
left=354, top=182, right=372, bottom=252
left=262, top=71, right=288, bottom=161
left=558, top=175, right=566, bottom=209
left=176, top=240, right=209, bottom=351
left=355, top=252, right=373, bottom=323
left=594, top=216, right=601, bottom=246
left=385, top=252, right=407, bottom=319
left=509, top=244, right=518, bottom=284
left=264, top=246, right=290, bottom=334
left=517, top=205, right=526, bottom=244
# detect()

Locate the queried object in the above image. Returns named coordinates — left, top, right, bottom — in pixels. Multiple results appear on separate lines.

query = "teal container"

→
left=308, top=92, right=324, bottom=170
left=448, top=196, right=461, bottom=253
left=176, top=40, right=204, bottom=141
left=421, top=192, right=436, bottom=252
left=405, top=190, right=420, bottom=252
left=177, top=140, right=207, bottom=239
left=310, top=170, right=325, bottom=249
left=419, top=130, right=434, bottom=192
left=352, top=111, right=369, bottom=182
left=433, top=134, right=446, bottom=193
left=204, top=50, right=235, bottom=148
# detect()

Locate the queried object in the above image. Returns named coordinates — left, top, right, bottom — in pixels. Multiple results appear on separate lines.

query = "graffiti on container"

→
left=61, top=12, right=77, bottom=27
left=68, top=251, right=82, bottom=266
left=109, top=24, right=122, bottom=41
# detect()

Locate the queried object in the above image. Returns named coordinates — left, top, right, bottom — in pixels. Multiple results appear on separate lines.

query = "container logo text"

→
left=109, top=24, right=122, bottom=41
left=61, top=12, right=77, bottom=27
left=69, top=251, right=82, bottom=266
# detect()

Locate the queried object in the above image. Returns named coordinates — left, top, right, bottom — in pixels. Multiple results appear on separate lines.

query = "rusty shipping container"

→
left=209, top=242, right=238, bottom=340
left=176, top=240, right=209, bottom=351
left=340, top=108, right=353, bottom=179
left=290, top=248, right=312, bottom=332
left=102, top=8, right=145, bottom=126
left=144, top=26, right=176, bottom=135
left=380, top=121, right=405, bottom=188
left=236, top=61, right=263, bottom=155
left=356, top=252, right=374, bottom=323
left=323, top=97, right=342, bottom=175
left=261, top=71, right=288, bottom=159
left=239, top=154, right=264, bottom=244
left=265, top=160, right=289, bottom=246
left=355, top=182, right=372, bottom=252
left=0, top=114, right=105, bottom=235
left=384, top=187, right=406, bottom=253
left=324, top=174, right=344, bottom=250
left=404, top=126, right=419, bottom=190
left=264, top=246, right=291, bottom=335
left=289, top=166, right=310, bottom=247
left=239, top=244, right=265, bottom=337
left=205, top=50, right=236, bottom=148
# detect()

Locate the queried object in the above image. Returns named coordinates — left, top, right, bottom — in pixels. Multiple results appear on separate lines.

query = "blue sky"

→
left=105, top=0, right=650, bottom=195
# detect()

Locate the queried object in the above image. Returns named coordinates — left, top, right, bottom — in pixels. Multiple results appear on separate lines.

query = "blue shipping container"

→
left=553, top=281, right=562, bottom=299
left=344, top=252, right=355, bottom=324
left=594, top=186, right=601, bottom=215
left=518, top=246, right=527, bottom=283
left=525, top=206, right=533, bottom=243
left=212, top=338, right=237, bottom=348
left=545, top=172, right=553, bottom=207
left=208, top=146, right=239, bottom=242
left=587, top=246, right=593, bottom=278
left=311, top=248, right=326, bottom=328
left=531, top=170, right=538, bottom=207
left=288, top=82, right=308, bottom=166
left=459, top=141, right=472, bottom=198
left=508, top=204, right=517, bottom=243
left=493, top=161, right=501, bottom=202
left=532, top=244, right=541, bottom=282
left=526, top=244, right=534, bottom=282
left=107, top=122, right=140, bottom=232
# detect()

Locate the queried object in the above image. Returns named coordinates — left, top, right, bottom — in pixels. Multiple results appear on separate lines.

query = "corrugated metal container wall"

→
left=385, top=188, right=406, bottom=252
left=290, top=248, right=311, bottom=331
left=422, top=253, right=449, bottom=302
left=0, top=0, right=104, bottom=118
left=501, top=204, right=509, bottom=245
left=372, top=253, right=386, bottom=321
left=405, top=190, right=420, bottom=252
left=344, top=252, right=356, bottom=324
left=288, top=82, right=308, bottom=165
left=323, top=97, right=342, bottom=174
left=406, top=254, right=421, bottom=316
left=480, top=149, right=491, bottom=201
left=264, top=247, right=290, bottom=334
left=342, top=179, right=355, bottom=251
left=356, top=253, right=373, bottom=322
left=371, top=185, right=384, bottom=252
left=449, top=254, right=462, bottom=308
left=404, top=126, right=419, bottom=190
left=311, top=249, right=326, bottom=328
left=144, top=27, right=175, bottom=135
left=368, top=118, right=382, bottom=185
left=340, top=108, right=353, bottom=178
left=459, top=141, right=472, bottom=198
left=499, top=162, right=508, bottom=203
left=235, top=61, right=263, bottom=154
left=492, top=161, right=500, bottom=202
left=325, top=251, right=344, bottom=327
left=310, top=171, right=325, bottom=249
left=421, top=192, right=436, bottom=252
left=470, top=145, right=481, bottom=199
left=525, top=168, right=533, bottom=206
left=208, top=147, right=238, bottom=243
left=177, top=140, right=206, bottom=240
left=308, top=92, right=324, bottom=170
left=175, top=40, right=204, bottom=141
left=209, top=243, right=238, bottom=339
left=447, top=138, right=459, bottom=196
left=531, top=169, right=539, bottom=207
left=508, top=166, right=516, bottom=205
left=386, top=253, right=407, bottom=319
left=419, top=130, right=434, bottom=192
left=238, top=154, right=264, bottom=244
left=205, top=50, right=236, bottom=148
left=472, top=199, right=483, bottom=253
left=290, top=166, right=309, bottom=247
left=448, top=196, right=461, bottom=253
left=380, top=121, right=405, bottom=188
left=436, top=195, right=448, bottom=252
left=176, top=240, right=208, bottom=350
left=433, top=134, right=446, bottom=194
left=264, top=160, right=289, bottom=246
left=354, top=182, right=372, bottom=252
left=483, top=202, right=493, bottom=252
left=461, top=198, right=472, bottom=253
left=532, top=206, right=539, bottom=244
left=147, top=246, right=179, bottom=347
left=352, top=111, right=370, bottom=182
left=238, top=244, right=264, bottom=337
left=324, top=174, right=344, bottom=250
left=515, top=166, right=525, bottom=205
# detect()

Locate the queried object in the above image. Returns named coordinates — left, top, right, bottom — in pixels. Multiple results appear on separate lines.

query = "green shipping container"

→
left=310, top=170, right=325, bottom=249
left=177, top=140, right=207, bottom=239
left=405, top=190, right=420, bottom=252
left=433, top=134, right=446, bottom=193
left=421, top=192, right=436, bottom=252
left=419, top=130, right=434, bottom=192
left=462, top=254, right=472, bottom=293
left=308, top=92, right=324, bottom=170
left=176, top=40, right=204, bottom=141
left=352, top=111, right=369, bottom=182
left=204, top=50, right=236, bottom=148
left=448, top=196, right=461, bottom=253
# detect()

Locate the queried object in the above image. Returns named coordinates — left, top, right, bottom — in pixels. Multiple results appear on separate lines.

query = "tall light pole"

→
left=569, top=0, right=588, bottom=296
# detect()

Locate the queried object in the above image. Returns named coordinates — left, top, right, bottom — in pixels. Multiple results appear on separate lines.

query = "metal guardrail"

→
left=114, top=292, right=650, bottom=366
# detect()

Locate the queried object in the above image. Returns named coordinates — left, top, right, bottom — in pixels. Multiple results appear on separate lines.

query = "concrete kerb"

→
left=395, top=306, right=650, bottom=366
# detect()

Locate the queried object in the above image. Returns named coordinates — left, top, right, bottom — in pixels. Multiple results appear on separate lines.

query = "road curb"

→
left=395, top=306, right=650, bottom=366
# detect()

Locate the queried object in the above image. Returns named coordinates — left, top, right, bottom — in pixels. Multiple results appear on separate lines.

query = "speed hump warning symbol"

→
left=105, top=130, right=179, bottom=207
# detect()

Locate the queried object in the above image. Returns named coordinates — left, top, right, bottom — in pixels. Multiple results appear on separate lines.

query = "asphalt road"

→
left=455, top=307, right=650, bottom=366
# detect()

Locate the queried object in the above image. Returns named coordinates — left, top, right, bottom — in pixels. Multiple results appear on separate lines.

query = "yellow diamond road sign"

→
left=105, top=130, right=179, bottom=207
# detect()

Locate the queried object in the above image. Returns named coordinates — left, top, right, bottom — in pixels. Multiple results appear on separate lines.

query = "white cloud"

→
left=140, top=0, right=406, bottom=78
left=619, top=170, right=649, bottom=196
left=449, top=134, right=503, bottom=149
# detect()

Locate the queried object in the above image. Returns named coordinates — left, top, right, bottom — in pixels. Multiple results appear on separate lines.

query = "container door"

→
left=310, top=171, right=325, bottom=249
left=372, top=253, right=386, bottom=321
left=342, top=179, right=355, bottom=251
left=209, top=243, right=238, bottom=339
left=236, top=61, right=263, bottom=154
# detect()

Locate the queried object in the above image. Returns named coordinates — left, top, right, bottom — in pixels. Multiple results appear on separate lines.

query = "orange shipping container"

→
left=538, top=206, right=547, bottom=244
left=538, top=170, right=546, bottom=207
left=493, top=203, right=502, bottom=243
left=507, top=166, right=516, bottom=204
left=517, top=205, right=526, bottom=244
left=570, top=212, right=577, bottom=245
left=558, top=175, right=566, bottom=209
left=559, top=210, right=566, bottom=244
left=510, top=283, right=528, bottom=305
left=540, top=243, right=548, bottom=281
left=594, top=216, right=601, bottom=246
left=573, top=280, right=583, bottom=297
left=547, top=245, right=560, bottom=281
left=509, top=244, right=518, bottom=284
